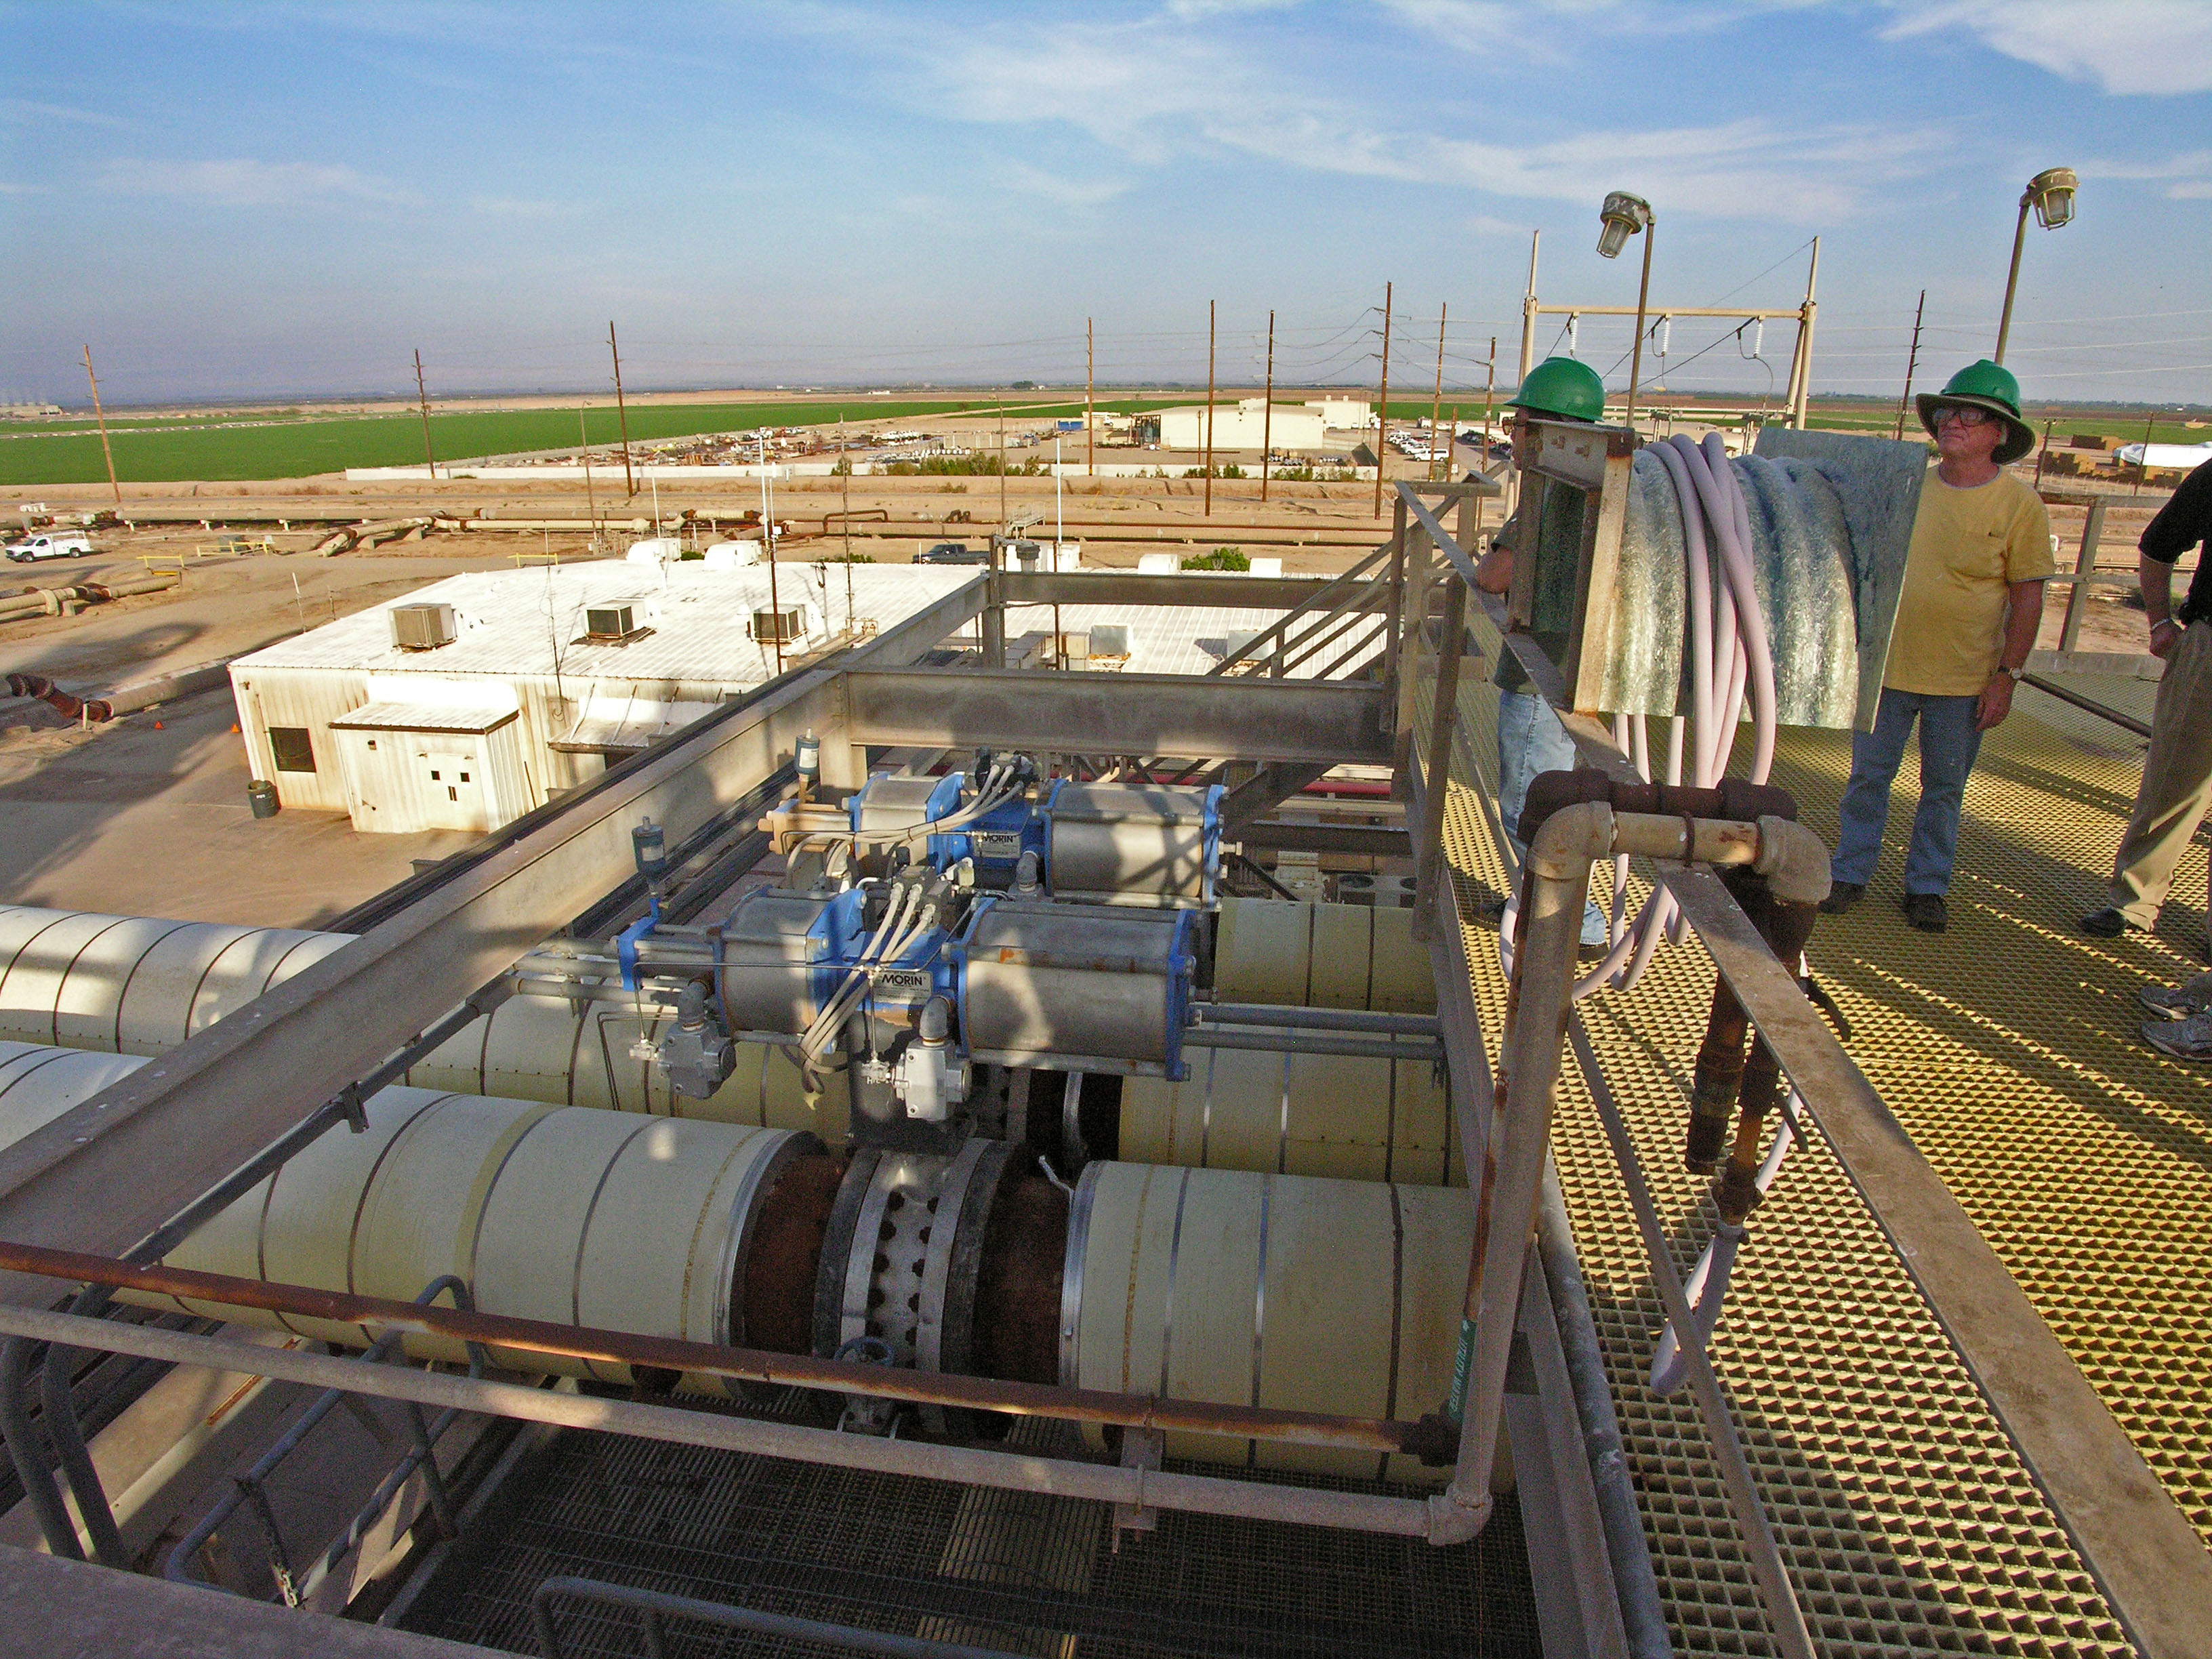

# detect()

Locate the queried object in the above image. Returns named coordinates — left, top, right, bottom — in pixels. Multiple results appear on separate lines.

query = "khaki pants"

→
left=2110, top=619, right=2212, bottom=938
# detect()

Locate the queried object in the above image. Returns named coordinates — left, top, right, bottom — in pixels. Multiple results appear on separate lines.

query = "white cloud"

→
left=0, top=182, right=53, bottom=196
left=826, top=12, right=1937, bottom=224
left=1881, top=1, right=2212, bottom=96
left=2079, top=146, right=2212, bottom=201
left=467, top=193, right=567, bottom=219
left=96, top=159, right=422, bottom=209
left=0, top=96, right=126, bottom=126
left=996, top=163, right=1132, bottom=209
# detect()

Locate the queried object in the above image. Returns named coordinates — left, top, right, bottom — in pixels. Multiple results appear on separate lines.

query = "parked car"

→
left=916, top=541, right=988, bottom=565
left=5, top=532, right=92, bottom=562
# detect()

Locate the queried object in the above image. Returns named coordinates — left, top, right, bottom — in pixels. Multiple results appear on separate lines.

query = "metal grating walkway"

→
left=410, top=1409, right=1543, bottom=1659
left=1435, top=640, right=2208, bottom=1656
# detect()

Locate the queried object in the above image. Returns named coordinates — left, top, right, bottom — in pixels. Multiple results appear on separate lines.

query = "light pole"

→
left=1597, top=191, right=1654, bottom=428
left=1994, top=167, right=2078, bottom=366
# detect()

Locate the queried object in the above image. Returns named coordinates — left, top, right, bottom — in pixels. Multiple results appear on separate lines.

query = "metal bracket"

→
left=1112, top=1425, right=1165, bottom=1547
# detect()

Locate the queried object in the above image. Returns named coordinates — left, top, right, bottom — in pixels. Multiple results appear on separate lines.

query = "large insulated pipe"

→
left=0, top=1037, right=819, bottom=1381
left=1062, top=1162, right=1471, bottom=1485
left=0, top=906, right=351, bottom=1054
left=0, top=906, right=831, bottom=1135
left=115, top=1087, right=819, bottom=1385
left=1119, top=1046, right=1460, bottom=1187
left=1212, top=898, right=1435, bottom=1014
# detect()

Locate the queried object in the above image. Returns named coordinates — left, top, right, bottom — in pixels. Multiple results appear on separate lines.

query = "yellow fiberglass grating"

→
left=1416, top=638, right=2142, bottom=1657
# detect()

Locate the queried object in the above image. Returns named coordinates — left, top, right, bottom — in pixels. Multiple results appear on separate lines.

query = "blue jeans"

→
left=1831, top=688, right=1984, bottom=896
left=1497, top=689, right=1609, bottom=945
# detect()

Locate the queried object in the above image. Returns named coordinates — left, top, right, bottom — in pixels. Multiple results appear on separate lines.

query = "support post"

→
left=1893, top=289, right=1926, bottom=441
left=1411, top=578, right=1468, bottom=943
left=1391, top=505, right=1434, bottom=784
left=1519, top=230, right=1540, bottom=383
left=2057, top=497, right=2107, bottom=657
left=608, top=322, right=634, bottom=497
left=1995, top=197, right=2032, bottom=366
left=1429, top=302, right=1448, bottom=482
left=1623, top=227, right=1653, bottom=429
left=1439, top=800, right=1610, bottom=1538
left=1790, top=239, right=1819, bottom=429
left=1382, top=494, right=1410, bottom=724
left=1203, top=300, right=1216, bottom=518
left=1086, top=317, right=1095, bottom=479
left=1374, top=281, right=1393, bottom=518
left=81, top=346, right=121, bottom=510
left=1261, top=309, right=1275, bottom=504
left=413, top=349, right=436, bottom=479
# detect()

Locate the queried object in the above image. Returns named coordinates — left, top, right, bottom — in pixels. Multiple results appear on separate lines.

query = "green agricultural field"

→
left=0, top=396, right=1184, bottom=487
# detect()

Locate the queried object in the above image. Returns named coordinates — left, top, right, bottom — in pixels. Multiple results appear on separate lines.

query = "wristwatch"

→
left=2003, top=664, right=2027, bottom=682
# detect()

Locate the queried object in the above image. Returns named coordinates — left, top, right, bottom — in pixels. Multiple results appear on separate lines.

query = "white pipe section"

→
left=1065, top=1161, right=1472, bottom=1484
left=112, top=1083, right=811, bottom=1385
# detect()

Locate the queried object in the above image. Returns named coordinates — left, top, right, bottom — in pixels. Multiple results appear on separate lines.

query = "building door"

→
left=416, top=737, right=492, bottom=832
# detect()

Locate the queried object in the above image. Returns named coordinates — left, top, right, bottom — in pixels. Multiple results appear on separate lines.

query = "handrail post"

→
left=1383, top=495, right=1409, bottom=714
left=1411, top=578, right=1469, bottom=944
left=2056, top=497, right=2106, bottom=659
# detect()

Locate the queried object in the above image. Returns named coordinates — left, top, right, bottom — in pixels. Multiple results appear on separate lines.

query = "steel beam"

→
left=1234, top=819, right=1410, bottom=856
left=841, top=668, right=1391, bottom=766
left=999, top=571, right=1360, bottom=611
left=0, top=582, right=986, bottom=1312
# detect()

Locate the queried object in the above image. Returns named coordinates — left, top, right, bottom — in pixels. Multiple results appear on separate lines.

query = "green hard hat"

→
left=1506, top=356, right=1605, bottom=424
left=1916, top=359, right=2035, bottom=464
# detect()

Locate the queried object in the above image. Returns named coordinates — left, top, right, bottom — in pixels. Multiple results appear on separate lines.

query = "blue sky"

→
left=3, top=1, right=2207, bottom=407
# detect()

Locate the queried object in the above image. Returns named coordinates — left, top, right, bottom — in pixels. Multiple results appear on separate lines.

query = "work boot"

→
left=2143, top=1010, right=2212, bottom=1060
left=2140, top=971, right=2212, bottom=1020
left=1902, top=893, right=1947, bottom=933
left=1820, top=881, right=1864, bottom=916
left=2081, top=907, right=2144, bottom=939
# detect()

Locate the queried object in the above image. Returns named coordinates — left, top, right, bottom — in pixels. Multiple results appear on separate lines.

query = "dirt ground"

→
left=1, top=463, right=2177, bottom=930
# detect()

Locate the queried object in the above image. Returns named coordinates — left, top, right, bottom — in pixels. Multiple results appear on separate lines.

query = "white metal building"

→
left=1145, top=400, right=1328, bottom=453
left=230, top=561, right=977, bottom=834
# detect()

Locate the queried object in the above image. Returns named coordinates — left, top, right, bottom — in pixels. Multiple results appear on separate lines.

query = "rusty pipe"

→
left=3, top=672, right=112, bottom=723
left=0, top=1238, right=1444, bottom=1458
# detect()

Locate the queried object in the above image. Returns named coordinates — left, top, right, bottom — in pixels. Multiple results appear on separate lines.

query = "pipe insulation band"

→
left=105, top=1084, right=815, bottom=1387
left=1062, top=1160, right=1472, bottom=1484
left=1212, top=898, right=1436, bottom=1015
left=1120, top=1042, right=1461, bottom=1187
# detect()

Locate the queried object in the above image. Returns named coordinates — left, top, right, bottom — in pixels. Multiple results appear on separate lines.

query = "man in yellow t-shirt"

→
left=1822, top=361, right=2053, bottom=933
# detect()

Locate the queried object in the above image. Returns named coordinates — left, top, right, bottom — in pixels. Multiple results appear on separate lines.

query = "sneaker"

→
left=1820, top=881, right=1864, bottom=916
left=2139, top=972, right=2212, bottom=1019
left=1902, top=893, right=1947, bottom=933
left=2081, top=907, right=2143, bottom=939
left=2143, top=1011, right=2212, bottom=1060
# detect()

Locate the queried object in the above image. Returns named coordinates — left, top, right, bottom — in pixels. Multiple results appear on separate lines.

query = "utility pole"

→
left=1429, top=302, right=1448, bottom=483
left=997, top=393, right=1006, bottom=528
left=1481, top=336, right=1497, bottom=447
left=1790, top=238, right=1820, bottom=430
left=1202, top=300, right=1216, bottom=517
left=579, top=409, right=600, bottom=553
left=840, top=415, right=854, bottom=637
left=1261, top=309, right=1275, bottom=504
left=608, top=322, right=635, bottom=496
left=762, top=430, right=783, bottom=673
left=81, top=346, right=120, bottom=509
left=1518, top=231, right=1540, bottom=383
left=413, top=349, right=436, bottom=479
left=1373, top=281, right=1393, bottom=518
left=1086, top=318, right=1095, bottom=478
left=1893, top=289, right=1927, bottom=441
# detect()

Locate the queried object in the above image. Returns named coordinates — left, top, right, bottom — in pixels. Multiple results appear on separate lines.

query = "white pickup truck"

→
left=5, top=532, right=93, bottom=563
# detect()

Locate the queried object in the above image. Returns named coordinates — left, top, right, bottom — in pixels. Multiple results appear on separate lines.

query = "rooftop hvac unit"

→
left=389, top=602, right=457, bottom=651
left=752, top=607, right=805, bottom=645
left=583, top=602, right=639, bottom=642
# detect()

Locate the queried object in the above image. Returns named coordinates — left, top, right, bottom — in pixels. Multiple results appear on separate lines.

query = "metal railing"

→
left=165, top=1275, right=485, bottom=1605
left=531, top=1576, right=1027, bottom=1659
